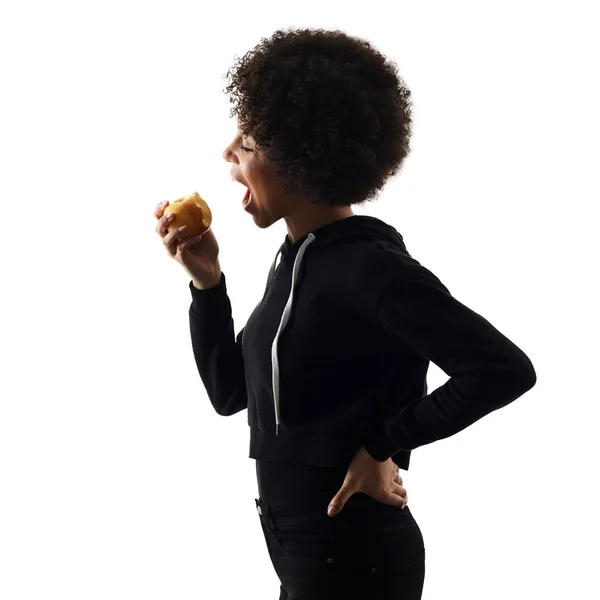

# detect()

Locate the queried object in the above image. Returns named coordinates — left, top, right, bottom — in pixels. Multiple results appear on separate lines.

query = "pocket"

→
left=267, top=507, right=334, bottom=563
left=369, top=503, right=425, bottom=566
left=372, top=503, right=420, bottom=534
left=345, top=492, right=418, bottom=534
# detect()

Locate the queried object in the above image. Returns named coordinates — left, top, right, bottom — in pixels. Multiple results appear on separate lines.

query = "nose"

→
left=222, top=142, right=239, bottom=164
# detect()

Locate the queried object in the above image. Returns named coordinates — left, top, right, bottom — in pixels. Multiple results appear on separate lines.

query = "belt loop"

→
left=256, top=497, right=277, bottom=532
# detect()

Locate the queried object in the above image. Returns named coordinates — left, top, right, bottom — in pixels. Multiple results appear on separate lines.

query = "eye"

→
left=240, top=144, right=253, bottom=152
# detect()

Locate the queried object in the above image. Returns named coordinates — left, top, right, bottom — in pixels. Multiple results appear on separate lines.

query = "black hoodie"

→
left=188, top=215, right=536, bottom=470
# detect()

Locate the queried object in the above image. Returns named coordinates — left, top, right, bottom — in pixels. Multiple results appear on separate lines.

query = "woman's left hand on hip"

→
left=327, top=445, right=407, bottom=517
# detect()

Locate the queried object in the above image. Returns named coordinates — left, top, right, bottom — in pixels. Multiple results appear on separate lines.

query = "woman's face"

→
left=222, top=120, right=354, bottom=241
left=222, top=124, right=296, bottom=229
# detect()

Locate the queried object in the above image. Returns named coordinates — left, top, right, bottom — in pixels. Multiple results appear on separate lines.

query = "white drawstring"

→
left=271, top=233, right=316, bottom=435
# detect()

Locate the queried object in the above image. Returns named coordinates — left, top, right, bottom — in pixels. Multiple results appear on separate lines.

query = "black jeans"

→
left=255, top=460, right=425, bottom=599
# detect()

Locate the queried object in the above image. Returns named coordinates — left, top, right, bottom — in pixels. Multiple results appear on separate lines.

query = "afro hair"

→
left=223, top=27, right=413, bottom=207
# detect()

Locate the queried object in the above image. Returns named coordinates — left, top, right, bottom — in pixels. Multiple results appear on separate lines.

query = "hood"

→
left=279, top=214, right=409, bottom=259
left=269, top=214, right=410, bottom=436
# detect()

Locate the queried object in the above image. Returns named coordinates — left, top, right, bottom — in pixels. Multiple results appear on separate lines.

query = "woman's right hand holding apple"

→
left=154, top=200, right=222, bottom=290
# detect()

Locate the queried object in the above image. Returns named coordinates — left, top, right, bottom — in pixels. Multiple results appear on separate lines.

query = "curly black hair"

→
left=223, top=27, right=413, bottom=207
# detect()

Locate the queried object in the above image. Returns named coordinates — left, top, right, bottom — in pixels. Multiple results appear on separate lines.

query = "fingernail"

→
left=327, top=505, right=335, bottom=517
left=178, top=226, right=187, bottom=233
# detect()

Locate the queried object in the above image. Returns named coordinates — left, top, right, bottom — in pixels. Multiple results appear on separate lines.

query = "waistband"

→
left=255, top=459, right=348, bottom=509
left=254, top=492, right=417, bottom=535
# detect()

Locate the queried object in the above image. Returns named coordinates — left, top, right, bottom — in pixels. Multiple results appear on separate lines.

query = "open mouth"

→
left=243, top=187, right=252, bottom=208
left=232, top=175, right=253, bottom=210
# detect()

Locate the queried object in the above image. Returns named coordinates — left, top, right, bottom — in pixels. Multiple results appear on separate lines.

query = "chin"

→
left=254, top=217, right=274, bottom=230
left=252, top=210, right=281, bottom=230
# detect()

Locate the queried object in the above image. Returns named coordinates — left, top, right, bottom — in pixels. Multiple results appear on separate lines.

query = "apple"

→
left=163, top=191, right=212, bottom=237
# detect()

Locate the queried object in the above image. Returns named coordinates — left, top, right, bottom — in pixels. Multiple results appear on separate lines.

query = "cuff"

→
left=363, top=421, right=403, bottom=462
left=189, top=272, right=227, bottom=309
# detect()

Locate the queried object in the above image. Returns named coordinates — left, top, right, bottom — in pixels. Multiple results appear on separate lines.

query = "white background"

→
left=1, top=1, right=598, bottom=598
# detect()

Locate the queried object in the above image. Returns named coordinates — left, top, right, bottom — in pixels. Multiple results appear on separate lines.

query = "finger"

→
left=154, top=200, right=169, bottom=219
left=178, top=233, right=203, bottom=252
left=156, top=212, right=175, bottom=236
left=393, top=482, right=407, bottom=500
left=163, top=226, right=183, bottom=247
left=163, top=226, right=187, bottom=255
left=388, top=488, right=407, bottom=508
left=392, top=484, right=408, bottom=508
left=393, top=473, right=403, bottom=486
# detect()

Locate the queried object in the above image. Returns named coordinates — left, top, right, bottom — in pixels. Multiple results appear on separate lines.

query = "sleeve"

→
left=188, top=272, right=248, bottom=416
left=362, top=266, right=537, bottom=461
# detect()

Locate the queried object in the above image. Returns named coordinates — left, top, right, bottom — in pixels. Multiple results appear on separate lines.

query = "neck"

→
left=284, top=203, right=355, bottom=244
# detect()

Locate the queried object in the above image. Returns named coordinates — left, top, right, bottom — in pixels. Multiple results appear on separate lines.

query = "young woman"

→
left=153, top=27, right=536, bottom=600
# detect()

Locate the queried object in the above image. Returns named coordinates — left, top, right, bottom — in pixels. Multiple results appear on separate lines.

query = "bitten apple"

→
left=163, top=191, right=212, bottom=237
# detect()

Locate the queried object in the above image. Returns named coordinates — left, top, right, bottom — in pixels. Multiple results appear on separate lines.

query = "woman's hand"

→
left=327, top=445, right=407, bottom=517
left=154, top=200, right=221, bottom=287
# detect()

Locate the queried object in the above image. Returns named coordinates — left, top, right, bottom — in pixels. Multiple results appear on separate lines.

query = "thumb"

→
left=327, top=483, right=354, bottom=517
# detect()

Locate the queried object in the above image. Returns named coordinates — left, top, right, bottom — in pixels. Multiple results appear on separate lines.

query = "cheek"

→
left=242, top=163, right=267, bottom=192
left=239, top=162, right=256, bottom=184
